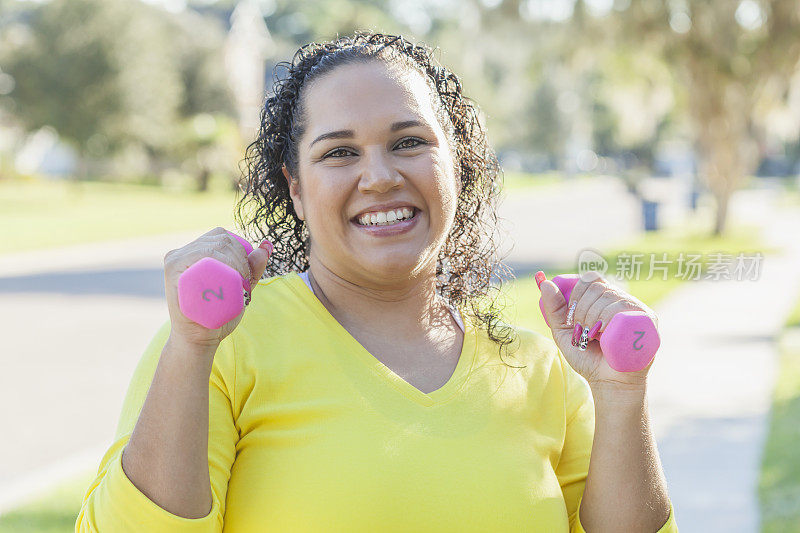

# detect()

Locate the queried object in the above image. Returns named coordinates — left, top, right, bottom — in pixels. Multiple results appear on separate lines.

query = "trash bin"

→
left=642, top=200, right=659, bottom=231
left=689, top=190, right=699, bottom=211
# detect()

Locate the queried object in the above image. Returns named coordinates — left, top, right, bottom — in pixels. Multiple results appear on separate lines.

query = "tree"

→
left=609, top=0, right=800, bottom=235
left=1, top=0, right=238, bottom=186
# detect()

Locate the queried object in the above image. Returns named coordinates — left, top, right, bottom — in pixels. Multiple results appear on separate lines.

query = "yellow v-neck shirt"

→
left=76, top=272, right=677, bottom=532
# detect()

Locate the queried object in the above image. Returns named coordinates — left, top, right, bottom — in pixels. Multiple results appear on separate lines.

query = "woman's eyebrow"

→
left=390, top=119, right=425, bottom=131
left=308, top=120, right=429, bottom=148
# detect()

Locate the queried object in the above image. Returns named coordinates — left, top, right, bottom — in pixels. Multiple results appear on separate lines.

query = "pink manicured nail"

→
left=572, top=323, right=582, bottom=346
left=259, top=239, right=274, bottom=255
left=565, top=301, right=577, bottom=327
left=589, top=320, right=602, bottom=340
left=535, top=271, right=546, bottom=290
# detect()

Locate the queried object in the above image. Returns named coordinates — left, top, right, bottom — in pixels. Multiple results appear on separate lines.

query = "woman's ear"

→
left=282, top=164, right=305, bottom=221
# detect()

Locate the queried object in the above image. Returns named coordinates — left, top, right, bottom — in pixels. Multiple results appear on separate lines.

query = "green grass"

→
left=602, top=222, right=775, bottom=291
left=500, top=170, right=591, bottom=191
left=499, top=185, right=771, bottom=332
left=501, top=170, right=561, bottom=191
left=0, top=470, right=96, bottom=532
left=0, top=177, right=242, bottom=255
left=493, top=220, right=770, bottom=336
left=0, top=172, right=567, bottom=256
left=495, top=270, right=683, bottom=338
left=759, top=292, right=800, bottom=532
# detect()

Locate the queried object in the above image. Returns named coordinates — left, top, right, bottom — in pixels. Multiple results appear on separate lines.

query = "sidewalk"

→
left=645, top=188, right=800, bottom=532
left=0, top=231, right=203, bottom=514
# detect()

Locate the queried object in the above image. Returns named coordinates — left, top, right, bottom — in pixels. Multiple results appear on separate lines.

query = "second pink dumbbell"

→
left=539, top=274, right=660, bottom=372
left=177, top=231, right=254, bottom=330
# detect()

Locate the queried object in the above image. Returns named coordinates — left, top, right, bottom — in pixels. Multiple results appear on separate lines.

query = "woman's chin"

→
left=366, top=262, right=417, bottom=278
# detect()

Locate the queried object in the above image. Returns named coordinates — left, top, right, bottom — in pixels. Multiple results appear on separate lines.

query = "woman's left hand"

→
left=536, top=270, right=659, bottom=391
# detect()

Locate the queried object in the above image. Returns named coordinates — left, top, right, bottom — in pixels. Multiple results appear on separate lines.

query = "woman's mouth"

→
left=351, top=207, right=420, bottom=236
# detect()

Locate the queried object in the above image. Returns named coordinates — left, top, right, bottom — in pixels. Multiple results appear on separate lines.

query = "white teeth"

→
left=357, top=207, right=416, bottom=226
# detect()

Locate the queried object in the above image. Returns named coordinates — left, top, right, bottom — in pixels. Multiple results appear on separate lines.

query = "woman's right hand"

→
left=163, top=227, right=273, bottom=351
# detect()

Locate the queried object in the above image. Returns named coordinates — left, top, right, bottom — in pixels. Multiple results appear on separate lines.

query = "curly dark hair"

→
left=233, top=31, right=522, bottom=364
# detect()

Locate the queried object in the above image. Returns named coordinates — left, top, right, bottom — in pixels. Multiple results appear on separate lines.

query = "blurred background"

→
left=1, top=0, right=799, bottom=531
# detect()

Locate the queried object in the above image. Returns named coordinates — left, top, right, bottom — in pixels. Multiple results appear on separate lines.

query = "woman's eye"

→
left=324, top=148, right=354, bottom=158
left=396, top=137, right=426, bottom=149
left=322, top=138, right=425, bottom=158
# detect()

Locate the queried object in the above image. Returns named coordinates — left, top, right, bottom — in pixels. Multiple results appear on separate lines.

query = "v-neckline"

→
left=285, top=271, right=478, bottom=407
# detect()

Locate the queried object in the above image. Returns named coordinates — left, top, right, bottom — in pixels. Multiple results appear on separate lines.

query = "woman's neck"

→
left=305, top=257, right=456, bottom=342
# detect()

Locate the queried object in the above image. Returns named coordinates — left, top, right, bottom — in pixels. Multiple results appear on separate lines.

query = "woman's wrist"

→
left=589, top=379, right=648, bottom=409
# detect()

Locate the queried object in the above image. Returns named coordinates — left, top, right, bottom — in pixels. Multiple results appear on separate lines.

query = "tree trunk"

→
left=712, top=190, right=729, bottom=236
left=195, top=168, right=210, bottom=193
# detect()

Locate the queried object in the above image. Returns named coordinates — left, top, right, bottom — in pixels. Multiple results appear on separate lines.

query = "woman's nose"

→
left=357, top=150, right=403, bottom=193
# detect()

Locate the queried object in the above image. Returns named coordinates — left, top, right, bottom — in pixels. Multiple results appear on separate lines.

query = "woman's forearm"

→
left=579, top=383, right=672, bottom=532
left=121, top=336, right=218, bottom=519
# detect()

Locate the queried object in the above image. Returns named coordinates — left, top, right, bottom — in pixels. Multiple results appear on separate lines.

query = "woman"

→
left=76, top=32, right=677, bottom=532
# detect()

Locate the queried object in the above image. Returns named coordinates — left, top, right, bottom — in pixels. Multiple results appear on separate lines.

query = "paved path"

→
left=496, top=175, right=642, bottom=274
left=645, top=186, right=800, bottom=532
left=0, top=231, right=203, bottom=513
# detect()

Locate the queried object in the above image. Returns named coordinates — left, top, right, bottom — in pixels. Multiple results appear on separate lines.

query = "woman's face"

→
left=285, top=60, right=459, bottom=286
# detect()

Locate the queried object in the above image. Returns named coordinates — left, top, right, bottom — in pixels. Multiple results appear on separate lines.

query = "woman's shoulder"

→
left=228, top=271, right=315, bottom=342
left=478, top=319, right=558, bottom=358
left=470, top=317, right=561, bottom=369
left=486, top=322, right=590, bottom=399
left=252, top=271, right=307, bottom=312
left=474, top=318, right=585, bottom=379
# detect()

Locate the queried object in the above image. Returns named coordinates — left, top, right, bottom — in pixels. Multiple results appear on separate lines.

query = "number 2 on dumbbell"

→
left=178, top=231, right=254, bottom=329
left=203, top=287, right=225, bottom=302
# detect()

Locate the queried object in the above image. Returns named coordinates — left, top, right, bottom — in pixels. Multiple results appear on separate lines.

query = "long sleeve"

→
left=75, top=320, right=239, bottom=532
left=554, top=349, right=679, bottom=533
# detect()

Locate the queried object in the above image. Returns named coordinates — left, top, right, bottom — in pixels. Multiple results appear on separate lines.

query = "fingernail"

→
left=579, top=325, right=590, bottom=351
left=572, top=323, right=582, bottom=346
left=589, top=320, right=602, bottom=340
left=259, top=239, right=274, bottom=254
left=535, top=271, right=546, bottom=290
left=565, top=301, right=577, bottom=327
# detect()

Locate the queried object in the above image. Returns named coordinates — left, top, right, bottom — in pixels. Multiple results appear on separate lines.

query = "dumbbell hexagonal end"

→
left=599, top=311, right=660, bottom=372
left=178, top=257, right=245, bottom=329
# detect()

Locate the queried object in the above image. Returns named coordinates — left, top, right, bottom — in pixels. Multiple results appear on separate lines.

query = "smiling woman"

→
left=76, top=31, right=677, bottom=533
left=234, top=32, right=515, bottom=355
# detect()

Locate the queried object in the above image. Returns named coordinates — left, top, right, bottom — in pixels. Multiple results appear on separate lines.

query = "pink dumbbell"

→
left=539, top=274, right=660, bottom=372
left=177, top=231, right=254, bottom=329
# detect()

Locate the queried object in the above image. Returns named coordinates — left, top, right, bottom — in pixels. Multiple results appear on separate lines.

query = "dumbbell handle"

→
left=177, top=231, right=254, bottom=329
left=540, top=274, right=660, bottom=372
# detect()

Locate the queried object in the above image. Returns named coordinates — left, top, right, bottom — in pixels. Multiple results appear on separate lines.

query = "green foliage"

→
left=3, top=0, right=180, bottom=156
left=524, top=79, right=566, bottom=163
left=1, top=0, right=235, bottom=165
